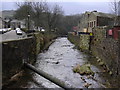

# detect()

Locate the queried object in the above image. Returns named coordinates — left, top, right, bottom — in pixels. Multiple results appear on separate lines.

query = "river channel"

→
left=12, top=37, right=117, bottom=88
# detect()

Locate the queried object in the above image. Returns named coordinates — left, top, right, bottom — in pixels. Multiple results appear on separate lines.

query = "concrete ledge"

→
left=1, top=36, right=33, bottom=43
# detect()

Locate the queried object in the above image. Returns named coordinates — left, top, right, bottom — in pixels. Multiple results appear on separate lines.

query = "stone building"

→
left=10, top=19, right=26, bottom=29
left=0, top=17, right=3, bottom=29
left=78, top=11, right=115, bottom=33
left=0, top=10, right=26, bottom=29
left=1, top=10, right=36, bottom=30
left=0, top=17, right=26, bottom=29
left=78, top=11, right=90, bottom=33
left=116, top=16, right=120, bottom=26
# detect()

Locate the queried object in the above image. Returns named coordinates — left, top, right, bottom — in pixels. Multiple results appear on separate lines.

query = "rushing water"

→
left=23, top=37, right=113, bottom=88
left=10, top=37, right=116, bottom=88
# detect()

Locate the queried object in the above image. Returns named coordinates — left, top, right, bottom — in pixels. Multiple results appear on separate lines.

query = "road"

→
left=0, top=30, right=27, bottom=42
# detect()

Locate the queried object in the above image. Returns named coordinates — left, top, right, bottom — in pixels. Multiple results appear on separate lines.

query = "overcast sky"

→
left=1, top=1, right=112, bottom=15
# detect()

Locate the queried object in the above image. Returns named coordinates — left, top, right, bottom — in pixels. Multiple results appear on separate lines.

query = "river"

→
left=11, top=37, right=116, bottom=88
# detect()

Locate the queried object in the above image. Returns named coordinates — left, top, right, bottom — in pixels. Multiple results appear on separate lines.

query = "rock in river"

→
left=73, top=64, right=94, bottom=76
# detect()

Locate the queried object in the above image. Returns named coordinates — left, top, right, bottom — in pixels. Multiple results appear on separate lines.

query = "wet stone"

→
left=73, top=64, right=94, bottom=76
left=12, top=37, right=115, bottom=88
left=83, top=83, right=92, bottom=88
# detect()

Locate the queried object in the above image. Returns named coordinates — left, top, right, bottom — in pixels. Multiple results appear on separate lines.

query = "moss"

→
left=79, top=34, right=90, bottom=51
left=99, top=61, right=105, bottom=66
left=68, top=34, right=80, bottom=49
left=68, top=34, right=90, bottom=52
left=33, top=32, right=57, bottom=54
left=21, top=28, right=28, bottom=33
left=97, top=59, right=101, bottom=62
left=109, top=71, right=113, bottom=75
left=73, top=64, right=94, bottom=76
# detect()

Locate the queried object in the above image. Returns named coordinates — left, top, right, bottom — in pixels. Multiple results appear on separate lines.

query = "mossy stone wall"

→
left=79, top=34, right=90, bottom=51
left=91, top=27, right=120, bottom=76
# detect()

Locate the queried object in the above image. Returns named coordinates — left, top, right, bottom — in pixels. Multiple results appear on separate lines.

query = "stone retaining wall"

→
left=79, top=34, right=90, bottom=51
left=2, top=32, right=57, bottom=85
left=91, top=27, right=120, bottom=76
left=68, top=27, right=120, bottom=77
left=2, top=37, right=36, bottom=84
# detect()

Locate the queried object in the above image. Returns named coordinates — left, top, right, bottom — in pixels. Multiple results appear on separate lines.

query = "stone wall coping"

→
left=1, top=36, right=33, bottom=43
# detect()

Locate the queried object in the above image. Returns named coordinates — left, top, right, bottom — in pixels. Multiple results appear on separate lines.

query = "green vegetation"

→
left=21, top=28, right=28, bottom=33
left=13, top=2, right=82, bottom=35
left=41, top=32, right=57, bottom=50
left=68, top=34, right=80, bottom=49
left=99, top=61, right=105, bottom=66
left=73, top=64, right=94, bottom=76
left=33, top=32, right=57, bottom=54
left=68, top=34, right=91, bottom=53
left=79, top=34, right=90, bottom=51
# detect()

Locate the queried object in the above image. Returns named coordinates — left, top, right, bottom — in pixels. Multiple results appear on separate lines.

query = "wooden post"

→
left=24, top=62, right=74, bottom=89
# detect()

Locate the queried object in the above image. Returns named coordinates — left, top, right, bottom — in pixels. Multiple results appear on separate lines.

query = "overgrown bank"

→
left=68, top=28, right=120, bottom=87
left=67, top=34, right=80, bottom=49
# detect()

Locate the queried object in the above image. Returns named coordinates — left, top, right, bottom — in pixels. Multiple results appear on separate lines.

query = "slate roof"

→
left=92, top=11, right=115, bottom=18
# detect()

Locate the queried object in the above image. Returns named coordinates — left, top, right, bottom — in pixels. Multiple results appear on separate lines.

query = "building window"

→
left=92, top=22, right=93, bottom=27
left=90, top=22, right=92, bottom=27
left=94, top=21, right=96, bottom=27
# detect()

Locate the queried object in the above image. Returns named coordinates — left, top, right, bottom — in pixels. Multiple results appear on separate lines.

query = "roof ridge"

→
left=91, top=11, right=115, bottom=18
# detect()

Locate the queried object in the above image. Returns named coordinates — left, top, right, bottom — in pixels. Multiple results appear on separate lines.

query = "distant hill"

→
left=1, top=10, right=16, bottom=19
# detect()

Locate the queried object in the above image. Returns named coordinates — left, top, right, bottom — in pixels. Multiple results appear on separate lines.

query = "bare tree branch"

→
left=110, top=0, right=120, bottom=25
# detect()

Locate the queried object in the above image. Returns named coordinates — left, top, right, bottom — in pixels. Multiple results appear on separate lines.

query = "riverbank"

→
left=67, top=34, right=80, bottom=49
left=3, top=36, right=119, bottom=88
left=20, top=37, right=113, bottom=88
left=68, top=34, right=120, bottom=88
left=2, top=32, right=57, bottom=88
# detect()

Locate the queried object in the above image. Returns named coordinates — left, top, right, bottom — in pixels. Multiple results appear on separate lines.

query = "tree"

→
left=110, top=0, right=120, bottom=25
left=14, top=2, right=34, bottom=30
left=62, top=14, right=81, bottom=32
left=44, top=3, right=64, bottom=31
left=31, top=1, right=47, bottom=29
left=14, top=1, right=82, bottom=35
left=14, top=2, right=33, bottom=20
left=14, top=1, right=64, bottom=32
left=118, top=1, right=120, bottom=15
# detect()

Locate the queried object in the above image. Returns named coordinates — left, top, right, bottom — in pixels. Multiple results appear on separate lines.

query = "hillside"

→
left=1, top=10, right=15, bottom=19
